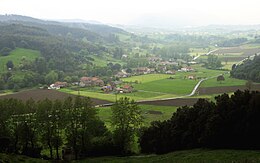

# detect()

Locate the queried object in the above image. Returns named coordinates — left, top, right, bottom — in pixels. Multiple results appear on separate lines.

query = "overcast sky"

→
left=1, top=0, right=259, bottom=26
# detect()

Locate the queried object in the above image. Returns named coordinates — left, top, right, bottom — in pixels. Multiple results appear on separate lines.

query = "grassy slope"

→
left=201, top=73, right=246, bottom=87
left=0, top=153, right=47, bottom=163
left=3, top=149, right=260, bottom=162
left=77, top=149, right=260, bottom=163
left=0, top=48, right=40, bottom=73
left=97, top=105, right=177, bottom=128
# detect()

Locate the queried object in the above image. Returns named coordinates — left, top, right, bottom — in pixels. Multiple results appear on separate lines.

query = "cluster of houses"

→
left=48, top=76, right=134, bottom=94
left=114, top=65, right=194, bottom=78
left=101, top=84, right=133, bottom=93
left=79, top=77, right=104, bottom=87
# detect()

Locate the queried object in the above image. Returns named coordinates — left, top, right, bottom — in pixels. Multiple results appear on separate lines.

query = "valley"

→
left=0, top=14, right=260, bottom=161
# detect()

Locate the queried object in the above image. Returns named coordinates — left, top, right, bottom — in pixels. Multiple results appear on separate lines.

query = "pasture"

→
left=61, top=66, right=242, bottom=102
left=97, top=105, right=177, bottom=127
left=0, top=48, right=40, bottom=72
left=79, top=149, right=260, bottom=162
left=62, top=73, right=200, bottom=102
left=200, top=73, right=246, bottom=87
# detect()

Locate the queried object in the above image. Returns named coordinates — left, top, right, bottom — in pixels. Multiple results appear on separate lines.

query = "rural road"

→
left=98, top=50, right=257, bottom=107
left=98, top=73, right=224, bottom=107
left=193, top=49, right=218, bottom=61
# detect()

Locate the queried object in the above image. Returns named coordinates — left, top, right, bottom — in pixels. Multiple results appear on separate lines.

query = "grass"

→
left=76, top=149, right=260, bottom=163
left=123, top=74, right=172, bottom=83
left=61, top=68, right=231, bottom=102
left=201, top=73, right=246, bottom=88
left=97, top=105, right=177, bottom=128
left=0, top=48, right=40, bottom=73
left=61, top=73, right=198, bottom=102
left=0, top=153, right=47, bottom=163
left=3, top=149, right=260, bottom=162
left=133, top=78, right=197, bottom=95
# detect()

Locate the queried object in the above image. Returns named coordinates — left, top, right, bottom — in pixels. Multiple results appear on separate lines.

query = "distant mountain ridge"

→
left=0, top=14, right=127, bottom=37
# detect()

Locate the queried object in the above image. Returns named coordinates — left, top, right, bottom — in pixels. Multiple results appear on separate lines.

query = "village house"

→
left=178, top=66, right=195, bottom=72
left=121, top=54, right=129, bottom=59
left=48, top=81, right=67, bottom=90
left=79, top=77, right=104, bottom=87
left=148, top=57, right=162, bottom=63
left=101, top=85, right=113, bottom=93
left=115, top=72, right=130, bottom=78
left=160, top=61, right=178, bottom=66
left=165, top=70, right=175, bottom=74
left=187, top=75, right=196, bottom=80
left=136, top=67, right=151, bottom=75
left=116, top=85, right=134, bottom=93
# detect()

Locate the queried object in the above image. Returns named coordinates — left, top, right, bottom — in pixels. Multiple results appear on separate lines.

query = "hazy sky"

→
left=1, top=0, right=260, bottom=26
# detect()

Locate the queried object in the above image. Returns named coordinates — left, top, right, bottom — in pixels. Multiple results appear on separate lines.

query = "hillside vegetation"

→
left=3, top=148, right=260, bottom=162
left=231, top=55, right=260, bottom=82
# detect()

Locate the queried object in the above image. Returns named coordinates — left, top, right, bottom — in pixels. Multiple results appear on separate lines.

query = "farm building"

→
left=101, top=85, right=114, bottom=93
left=115, top=72, right=130, bottom=78
left=179, top=67, right=195, bottom=72
left=48, top=81, right=68, bottom=90
left=79, top=77, right=104, bottom=87
left=165, top=70, right=175, bottom=74
left=116, top=85, right=134, bottom=93
left=187, top=75, right=196, bottom=80
left=136, top=67, right=151, bottom=74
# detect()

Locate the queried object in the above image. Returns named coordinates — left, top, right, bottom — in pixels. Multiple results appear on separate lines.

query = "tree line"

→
left=0, top=97, right=142, bottom=160
left=140, top=90, right=260, bottom=154
left=231, top=55, right=260, bottom=82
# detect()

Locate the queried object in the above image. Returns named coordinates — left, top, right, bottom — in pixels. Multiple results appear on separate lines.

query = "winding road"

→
left=98, top=74, right=224, bottom=107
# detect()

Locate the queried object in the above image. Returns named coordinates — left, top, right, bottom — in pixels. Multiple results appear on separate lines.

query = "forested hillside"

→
left=0, top=15, right=133, bottom=90
left=231, top=55, right=260, bottom=82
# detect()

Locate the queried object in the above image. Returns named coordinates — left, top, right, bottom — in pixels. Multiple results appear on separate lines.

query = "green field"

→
left=61, top=68, right=234, bottom=102
left=2, top=149, right=260, bottom=162
left=0, top=153, right=46, bottom=163
left=201, top=73, right=246, bottom=87
left=0, top=48, right=40, bottom=72
left=61, top=73, right=199, bottom=101
left=97, top=105, right=177, bottom=128
left=78, top=149, right=260, bottom=163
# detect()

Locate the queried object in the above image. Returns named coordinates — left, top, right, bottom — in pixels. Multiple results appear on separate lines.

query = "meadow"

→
left=61, top=65, right=247, bottom=102
left=0, top=48, right=40, bottom=72
left=2, top=149, right=260, bottom=162
left=79, top=149, right=260, bottom=163
left=97, top=105, right=177, bottom=128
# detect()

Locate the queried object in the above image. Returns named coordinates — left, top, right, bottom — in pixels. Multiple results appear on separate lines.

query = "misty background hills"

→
left=1, top=14, right=260, bottom=35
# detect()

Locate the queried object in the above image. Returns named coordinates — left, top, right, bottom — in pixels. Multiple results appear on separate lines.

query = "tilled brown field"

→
left=138, top=98, right=200, bottom=106
left=0, top=89, right=110, bottom=105
left=213, top=47, right=260, bottom=55
left=198, top=85, right=260, bottom=95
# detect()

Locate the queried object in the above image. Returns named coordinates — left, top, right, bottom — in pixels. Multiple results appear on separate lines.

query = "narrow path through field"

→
left=193, top=49, right=218, bottom=61
left=99, top=73, right=225, bottom=107
left=99, top=52, right=257, bottom=107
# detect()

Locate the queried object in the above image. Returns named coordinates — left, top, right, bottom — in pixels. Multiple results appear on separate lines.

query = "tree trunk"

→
left=14, top=132, right=18, bottom=153
left=48, top=140, right=53, bottom=159
left=74, top=136, right=78, bottom=160
left=56, top=145, right=59, bottom=160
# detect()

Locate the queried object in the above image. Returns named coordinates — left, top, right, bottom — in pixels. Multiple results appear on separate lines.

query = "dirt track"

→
left=198, top=85, right=260, bottom=95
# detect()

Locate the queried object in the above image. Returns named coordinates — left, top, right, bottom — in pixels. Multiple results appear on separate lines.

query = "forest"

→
left=0, top=90, right=259, bottom=160
left=231, top=55, right=260, bottom=82
left=140, top=90, right=260, bottom=154
left=0, top=97, right=142, bottom=159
